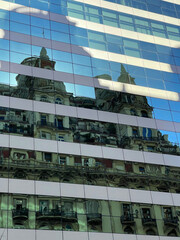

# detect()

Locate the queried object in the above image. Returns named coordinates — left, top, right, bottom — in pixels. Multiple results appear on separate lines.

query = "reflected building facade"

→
left=0, top=0, right=180, bottom=239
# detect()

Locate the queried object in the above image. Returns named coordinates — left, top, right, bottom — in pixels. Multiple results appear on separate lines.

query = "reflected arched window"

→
left=62, top=178, right=71, bottom=183
left=124, top=226, right=134, bottom=234
left=40, top=95, right=48, bottom=102
left=14, top=170, right=26, bottom=179
left=55, top=97, right=63, bottom=104
left=168, top=229, right=177, bottom=236
left=14, top=222, right=25, bottom=229
left=39, top=223, right=50, bottom=230
left=146, top=229, right=156, bottom=235
left=141, top=110, right=148, bottom=118
left=65, top=224, right=72, bottom=231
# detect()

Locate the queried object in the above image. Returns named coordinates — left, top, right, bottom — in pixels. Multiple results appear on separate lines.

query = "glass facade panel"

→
left=1, top=37, right=180, bottom=91
left=0, top=191, right=180, bottom=235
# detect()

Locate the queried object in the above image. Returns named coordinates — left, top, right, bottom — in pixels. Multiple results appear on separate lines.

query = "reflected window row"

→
left=104, top=0, right=180, bottom=19
left=1, top=147, right=180, bottom=193
left=2, top=0, right=180, bottom=41
left=5, top=0, right=180, bottom=19
left=1, top=9, right=180, bottom=66
left=0, top=106, right=179, bottom=155
left=0, top=41, right=180, bottom=92
left=0, top=193, right=180, bottom=236
left=0, top=70, right=180, bottom=123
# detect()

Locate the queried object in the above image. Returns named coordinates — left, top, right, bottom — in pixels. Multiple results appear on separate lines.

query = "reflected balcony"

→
left=36, top=210, right=77, bottom=222
left=36, top=121, right=69, bottom=131
left=87, top=213, right=102, bottom=224
left=61, top=211, right=77, bottom=222
left=11, top=159, right=34, bottom=168
left=121, top=214, right=135, bottom=225
left=12, top=208, right=28, bottom=220
left=161, top=146, right=180, bottom=155
left=164, top=217, right=179, bottom=227
left=142, top=217, right=156, bottom=226
left=36, top=209, right=61, bottom=219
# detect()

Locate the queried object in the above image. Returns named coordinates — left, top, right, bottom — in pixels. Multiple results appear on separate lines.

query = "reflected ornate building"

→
left=0, top=48, right=179, bottom=236
left=5, top=47, right=178, bottom=155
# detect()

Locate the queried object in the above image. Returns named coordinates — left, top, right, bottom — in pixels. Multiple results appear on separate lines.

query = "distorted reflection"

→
left=0, top=192, right=179, bottom=236
left=0, top=47, right=179, bottom=155
left=2, top=0, right=180, bottom=42
left=0, top=1, right=180, bottom=238
left=0, top=34, right=180, bottom=90
left=1, top=147, right=180, bottom=192
left=0, top=142, right=180, bottom=235
left=0, top=47, right=177, bottom=120
left=0, top=106, right=179, bottom=155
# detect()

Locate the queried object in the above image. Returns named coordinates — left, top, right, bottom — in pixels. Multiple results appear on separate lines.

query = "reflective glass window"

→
left=142, top=51, right=158, bottom=61
left=10, top=21, right=30, bottom=35
left=68, top=10, right=85, bottom=20
left=53, top=50, right=72, bottom=63
left=51, top=31, right=70, bottom=43
left=147, top=78, right=165, bottom=90
left=0, top=39, right=9, bottom=51
left=0, top=49, right=9, bottom=62
left=154, top=108, right=172, bottom=121
left=31, top=26, right=51, bottom=39
left=92, top=58, right=110, bottom=70
left=10, top=12, right=30, bottom=24
left=172, top=111, right=180, bottom=123
left=10, top=52, right=30, bottom=64
left=30, top=0, right=49, bottom=11
left=70, top=26, right=88, bottom=38
left=0, top=9, right=9, bottom=20
left=151, top=97, right=170, bottom=110
left=165, top=82, right=180, bottom=92
left=10, top=41, right=31, bottom=55
left=51, top=21, right=69, bottom=34
left=55, top=61, right=73, bottom=74
left=0, top=19, right=9, bottom=31
left=75, top=85, right=95, bottom=99
left=72, top=54, right=91, bottom=67
left=70, top=35, right=89, bottom=47
left=73, top=64, right=92, bottom=77
left=0, top=71, right=9, bottom=86
left=31, top=16, right=50, bottom=29
left=89, top=40, right=107, bottom=51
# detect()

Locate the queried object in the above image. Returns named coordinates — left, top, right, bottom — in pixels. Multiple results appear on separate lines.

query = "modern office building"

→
left=0, top=0, right=180, bottom=239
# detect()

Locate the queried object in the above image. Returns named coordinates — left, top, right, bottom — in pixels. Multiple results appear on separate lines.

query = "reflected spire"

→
left=118, top=64, right=135, bottom=85
left=121, top=64, right=127, bottom=74
left=20, top=47, right=55, bottom=70
left=40, top=47, right=49, bottom=60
